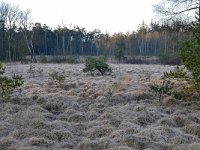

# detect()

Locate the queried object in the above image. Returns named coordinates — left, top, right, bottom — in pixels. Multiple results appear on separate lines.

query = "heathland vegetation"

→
left=0, top=0, right=200, bottom=149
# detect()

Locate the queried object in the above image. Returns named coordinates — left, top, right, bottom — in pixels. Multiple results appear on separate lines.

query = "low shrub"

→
left=149, top=80, right=174, bottom=102
left=48, top=70, right=65, bottom=83
left=149, top=66, right=199, bottom=104
left=0, top=64, right=24, bottom=97
left=155, top=66, right=200, bottom=105
left=83, top=57, right=112, bottom=76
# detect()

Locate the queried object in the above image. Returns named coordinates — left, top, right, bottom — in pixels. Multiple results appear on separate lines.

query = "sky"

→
left=2, top=0, right=160, bottom=34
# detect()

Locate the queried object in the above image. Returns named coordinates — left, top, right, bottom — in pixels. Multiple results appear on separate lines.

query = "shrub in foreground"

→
left=0, top=64, right=24, bottom=97
left=149, top=66, right=200, bottom=105
left=163, top=66, right=200, bottom=105
left=149, top=80, right=174, bottom=102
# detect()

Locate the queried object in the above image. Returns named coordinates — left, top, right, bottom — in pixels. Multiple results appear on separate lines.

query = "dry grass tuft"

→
left=29, top=118, right=50, bottom=129
left=85, top=125, right=114, bottom=139
left=124, top=135, right=151, bottom=149
left=78, top=137, right=115, bottom=150
left=162, top=96, right=177, bottom=106
left=0, top=122, right=14, bottom=138
left=122, top=73, right=133, bottom=85
left=68, top=112, right=87, bottom=122
left=185, top=124, right=200, bottom=138
left=159, top=115, right=188, bottom=127
left=0, top=137, right=18, bottom=149
left=188, top=143, right=200, bottom=150
left=53, top=129, right=73, bottom=141
left=28, top=137, right=53, bottom=147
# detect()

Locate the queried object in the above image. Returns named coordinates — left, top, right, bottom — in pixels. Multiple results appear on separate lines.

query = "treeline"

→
left=0, top=2, right=193, bottom=62
left=97, top=21, right=193, bottom=57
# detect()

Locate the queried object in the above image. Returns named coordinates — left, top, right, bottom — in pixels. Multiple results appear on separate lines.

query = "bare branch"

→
left=154, top=0, right=199, bottom=19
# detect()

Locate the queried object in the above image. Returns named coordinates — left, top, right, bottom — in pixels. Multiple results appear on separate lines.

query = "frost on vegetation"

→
left=185, top=124, right=200, bottom=138
left=139, top=69, right=153, bottom=82
left=78, top=137, right=115, bottom=150
left=85, top=125, right=114, bottom=139
left=27, top=64, right=43, bottom=77
left=1, top=64, right=200, bottom=149
left=29, top=118, right=50, bottom=129
left=68, top=112, right=87, bottom=122
left=0, top=137, right=18, bottom=149
left=28, top=137, right=53, bottom=147
left=0, top=63, right=24, bottom=98
left=83, top=57, right=112, bottom=76
left=43, top=100, right=64, bottom=113
left=48, top=69, right=65, bottom=83
left=0, top=122, right=14, bottom=138
left=53, top=129, right=73, bottom=141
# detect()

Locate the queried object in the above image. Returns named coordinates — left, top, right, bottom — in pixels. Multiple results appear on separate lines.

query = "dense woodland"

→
left=0, top=2, right=194, bottom=62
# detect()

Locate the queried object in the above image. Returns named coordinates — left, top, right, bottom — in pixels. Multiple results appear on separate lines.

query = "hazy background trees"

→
left=0, top=1, right=195, bottom=63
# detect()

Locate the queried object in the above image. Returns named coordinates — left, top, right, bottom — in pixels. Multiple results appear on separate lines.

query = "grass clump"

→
left=83, top=57, right=111, bottom=76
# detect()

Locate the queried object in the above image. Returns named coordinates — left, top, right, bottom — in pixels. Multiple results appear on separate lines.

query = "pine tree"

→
left=180, top=11, right=200, bottom=91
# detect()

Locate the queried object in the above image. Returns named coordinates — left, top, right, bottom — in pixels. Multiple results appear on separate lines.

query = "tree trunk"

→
left=56, top=33, right=59, bottom=54
left=62, top=30, right=65, bottom=56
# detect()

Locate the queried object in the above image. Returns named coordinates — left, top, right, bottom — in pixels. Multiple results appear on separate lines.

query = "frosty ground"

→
left=0, top=63, right=200, bottom=150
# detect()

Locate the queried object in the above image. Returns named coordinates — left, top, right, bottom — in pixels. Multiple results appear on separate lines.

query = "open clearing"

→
left=0, top=63, right=200, bottom=150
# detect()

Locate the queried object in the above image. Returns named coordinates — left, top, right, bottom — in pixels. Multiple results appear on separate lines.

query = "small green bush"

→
left=0, top=64, right=24, bottom=97
left=180, top=39, right=200, bottom=91
left=149, top=80, right=174, bottom=102
left=162, top=66, right=200, bottom=105
left=179, top=15, right=200, bottom=92
left=99, top=55, right=108, bottom=62
left=83, top=57, right=111, bottom=76
left=163, top=66, right=189, bottom=80
left=49, top=70, right=65, bottom=83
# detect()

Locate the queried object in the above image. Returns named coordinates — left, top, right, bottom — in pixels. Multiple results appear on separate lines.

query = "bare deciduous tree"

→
left=0, top=2, right=8, bottom=21
left=154, top=0, right=200, bottom=18
left=18, top=9, right=36, bottom=63
left=0, top=2, right=19, bottom=61
left=6, top=4, right=19, bottom=62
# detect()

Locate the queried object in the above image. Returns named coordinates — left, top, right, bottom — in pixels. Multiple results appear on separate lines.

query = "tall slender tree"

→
left=18, top=9, right=36, bottom=62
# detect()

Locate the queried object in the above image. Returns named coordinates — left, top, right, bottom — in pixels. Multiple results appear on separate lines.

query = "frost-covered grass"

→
left=0, top=63, right=200, bottom=150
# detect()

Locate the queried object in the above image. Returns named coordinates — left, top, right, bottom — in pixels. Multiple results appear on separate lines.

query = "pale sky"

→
left=2, top=0, right=160, bottom=34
